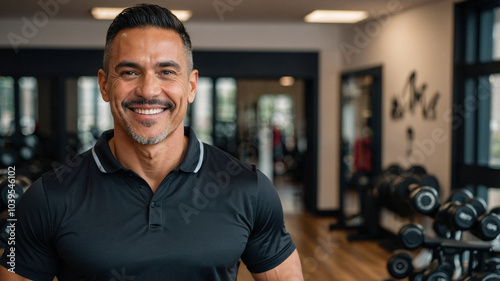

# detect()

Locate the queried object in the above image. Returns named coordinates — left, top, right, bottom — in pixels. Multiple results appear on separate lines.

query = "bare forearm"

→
left=251, top=250, right=304, bottom=281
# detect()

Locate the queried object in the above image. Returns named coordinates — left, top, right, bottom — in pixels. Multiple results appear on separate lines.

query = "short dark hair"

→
left=102, top=4, right=193, bottom=73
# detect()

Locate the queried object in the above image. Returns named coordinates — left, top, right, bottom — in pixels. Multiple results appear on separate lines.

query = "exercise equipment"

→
left=0, top=133, right=39, bottom=168
left=0, top=170, right=32, bottom=211
left=422, top=259, right=455, bottom=281
left=434, top=201, right=478, bottom=231
left=470, top=211, right=500, bottom=241
left=375, top=165, right=441, bottom=217
left=387, top=250, right=414, bottom=279
left=392, top=221, right=500, bottom=280
left=0, top=216, right=9, bottom=248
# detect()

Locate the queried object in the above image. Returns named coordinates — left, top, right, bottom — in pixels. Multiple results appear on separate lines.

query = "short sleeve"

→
left=240, top=171, right=296, bottom=273
left=0, top=177, right=58, bottom=280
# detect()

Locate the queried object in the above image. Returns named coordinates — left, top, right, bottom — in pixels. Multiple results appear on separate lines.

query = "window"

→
left=19, top=77, right=38, bottom=136
left=0, top=76, right=38, bottom=137
left=214, top=78, right=238, bottom=155
left=0, top=77, right=15, bottom=136
left=190, top=77, right=214, bottom=144
left=454, top=0, right=500, bottom=203
left=77, top=77, right=113, bottom=152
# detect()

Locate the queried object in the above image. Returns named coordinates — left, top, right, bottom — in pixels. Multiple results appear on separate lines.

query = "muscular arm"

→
left=251, top=250, right=304, bottom=281
left=0, top=265, right=32, bottom=281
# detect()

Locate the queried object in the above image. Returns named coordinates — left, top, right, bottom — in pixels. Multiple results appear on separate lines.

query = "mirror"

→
left=332, top=66, right=382, bottom=234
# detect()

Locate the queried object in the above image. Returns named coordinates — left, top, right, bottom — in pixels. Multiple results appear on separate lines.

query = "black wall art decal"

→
left=391, top=71, right=440, bottom=120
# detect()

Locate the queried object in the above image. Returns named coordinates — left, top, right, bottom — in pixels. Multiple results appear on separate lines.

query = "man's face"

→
left=98, top=27, right=198, bottom=145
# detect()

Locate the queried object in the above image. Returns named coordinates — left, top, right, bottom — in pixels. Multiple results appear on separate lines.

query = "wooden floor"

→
left=237, top=212, right=394, bottom=281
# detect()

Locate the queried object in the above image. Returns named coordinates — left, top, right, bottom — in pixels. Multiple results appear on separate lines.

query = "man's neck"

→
left=109, top=127, right=188, bottom=193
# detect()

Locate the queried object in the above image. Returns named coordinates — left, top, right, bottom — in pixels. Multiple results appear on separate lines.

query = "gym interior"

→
left=1, top=0, right=500, bottom=280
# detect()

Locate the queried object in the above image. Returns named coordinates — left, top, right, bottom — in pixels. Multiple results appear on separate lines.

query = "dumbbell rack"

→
left=386, top=188, right=500, bottom=280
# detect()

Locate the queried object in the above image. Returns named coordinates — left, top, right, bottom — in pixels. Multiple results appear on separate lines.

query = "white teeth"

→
left=133, top=108, right=164, bottom=115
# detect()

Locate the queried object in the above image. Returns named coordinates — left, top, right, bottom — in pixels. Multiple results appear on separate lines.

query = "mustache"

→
left=122, top=98, right=175, bottom=110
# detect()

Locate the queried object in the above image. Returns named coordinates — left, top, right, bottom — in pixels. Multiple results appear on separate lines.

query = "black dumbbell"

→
left=462, top=197, right=500, bottom=241
left=434, top=201, right=477, bottom=231
left=406, top=165, right=428, bottom=177
left=0, top=174, right=31, bottom=211
left=448, top=188, right=474, bottom=204
left=374, top=170, right=403, bottom=211
left=422, top=259, right=454, bottom=281
left=387, top=250, right=414, bottom=279
left=409, top=269, right=425, bottom=281
left=0, top=149, right=19, bottom=168
left=433, top=220, right=452, bottom=239
left=470, top=212, right=500, bottom=241
left=0, top=216, right=9, bottom=248
left=392, top=175, right=420, bottom=199
left=408, top=183, right=441, bottom=215
left=466, top=198, right=488, bottom=216
left=390, top=172, right=440, bottom=215
left=380, top=174, right=417, bottom=216
left=386, top=164, right=405, bottom=175
left=419, top=174, right=440, bottom=191
left=399, top=224, right=425, bottom=250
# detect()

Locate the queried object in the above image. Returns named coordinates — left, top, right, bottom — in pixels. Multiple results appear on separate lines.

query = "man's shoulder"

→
left=39, top=148, right=95, bottom=189
left=201, top=143, right=256, bottom=174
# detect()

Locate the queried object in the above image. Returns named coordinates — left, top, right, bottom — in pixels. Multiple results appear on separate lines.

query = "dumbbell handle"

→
left=399, top=223, right=493, bottom=251
left=423, top=238, right=492, bottom=251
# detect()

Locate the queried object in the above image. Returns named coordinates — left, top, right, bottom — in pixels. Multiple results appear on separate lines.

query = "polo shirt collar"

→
left=91, top=127, right=204, bottom=174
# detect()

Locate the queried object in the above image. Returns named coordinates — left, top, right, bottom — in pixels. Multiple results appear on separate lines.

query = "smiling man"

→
left=0, top=4, right=304, bottom=281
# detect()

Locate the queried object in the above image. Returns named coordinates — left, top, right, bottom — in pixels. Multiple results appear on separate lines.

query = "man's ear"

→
left=188, top=69, right=199, bottom=103
left=98, top=69, right=110, bottom=102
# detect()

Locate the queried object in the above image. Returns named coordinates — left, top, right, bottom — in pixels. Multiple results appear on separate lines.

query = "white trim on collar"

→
left=92, top=146, right=107, bottom=173
left=193, top=139, right=204, bottom=173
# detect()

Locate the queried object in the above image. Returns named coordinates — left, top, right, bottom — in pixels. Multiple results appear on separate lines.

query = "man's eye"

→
left=161, top=70, right=174, bottom=75
left=121, top=71, right=137, bottom=76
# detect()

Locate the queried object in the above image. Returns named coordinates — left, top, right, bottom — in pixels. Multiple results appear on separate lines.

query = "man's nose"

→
left=137, top=72, right=161, bottom=98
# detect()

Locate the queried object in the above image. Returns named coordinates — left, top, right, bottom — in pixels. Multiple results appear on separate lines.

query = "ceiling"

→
left=1, top=0, right=436, bottom=23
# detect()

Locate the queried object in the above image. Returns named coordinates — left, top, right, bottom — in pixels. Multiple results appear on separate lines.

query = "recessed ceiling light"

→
left=304, top=10, right=369, bottom=23
left=91, top=7, right=192, bottom=21
left=279, top=76, right=295, bottom=87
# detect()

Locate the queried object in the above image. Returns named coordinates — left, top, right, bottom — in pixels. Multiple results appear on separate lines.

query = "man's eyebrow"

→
left=115, top=61, right=141, bottom=70
left=114, top=60, right=182, bottom=71
left=157, top=60, right=182, bottom=70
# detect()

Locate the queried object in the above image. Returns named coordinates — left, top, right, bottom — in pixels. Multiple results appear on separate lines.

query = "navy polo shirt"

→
left=0, top=127, right=296, bottom=281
